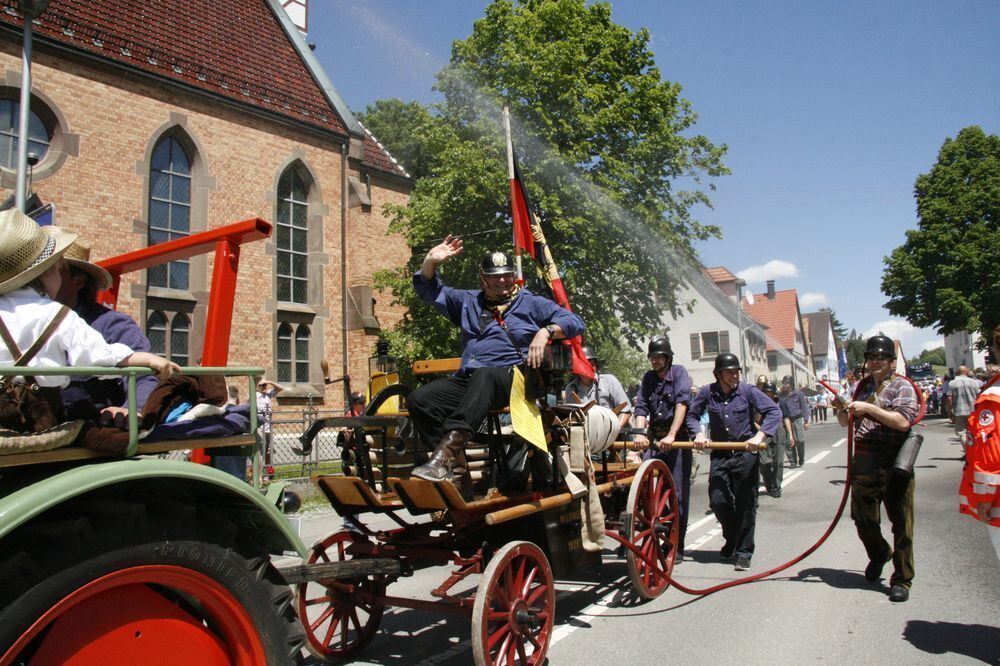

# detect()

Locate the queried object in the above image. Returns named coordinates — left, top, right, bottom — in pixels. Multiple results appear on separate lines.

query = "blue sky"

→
left=307, top=0, right=1000, bottom=356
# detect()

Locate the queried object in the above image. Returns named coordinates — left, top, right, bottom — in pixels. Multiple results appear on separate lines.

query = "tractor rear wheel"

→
left=0, top=508, right=302, bottom=664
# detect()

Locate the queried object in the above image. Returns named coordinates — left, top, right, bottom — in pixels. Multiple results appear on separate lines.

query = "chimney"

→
left=766, top=280, right=775, bottom=300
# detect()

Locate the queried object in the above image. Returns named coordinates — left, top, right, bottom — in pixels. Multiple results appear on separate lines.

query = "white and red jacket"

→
left=960, top=378, right=1000, bottom=526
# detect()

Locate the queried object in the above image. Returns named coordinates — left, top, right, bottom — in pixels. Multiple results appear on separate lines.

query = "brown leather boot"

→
left=413, top=430, right=470, bottom=484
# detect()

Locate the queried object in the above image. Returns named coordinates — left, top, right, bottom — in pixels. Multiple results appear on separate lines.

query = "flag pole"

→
left=502, top=106, right=523, bottom=284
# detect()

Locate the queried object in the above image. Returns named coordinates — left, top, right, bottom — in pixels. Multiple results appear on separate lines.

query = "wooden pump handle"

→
left=611, top=441, right=766, bottom=452
left=484, top=475, right=635, bottom=526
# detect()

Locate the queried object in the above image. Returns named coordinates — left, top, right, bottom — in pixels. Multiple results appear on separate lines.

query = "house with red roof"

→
left=803, top=310, right=843, bottom=384
left=0, top=0, right=412, bottom=405
left=651, top=264, right=769, bottom=388
left=743, top=280, right=814, bottom=387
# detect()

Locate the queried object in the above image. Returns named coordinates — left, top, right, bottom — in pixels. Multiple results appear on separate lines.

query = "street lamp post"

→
left=736, top=278, right=748, bottom=374
left=15, top=0, right=49, bottom=212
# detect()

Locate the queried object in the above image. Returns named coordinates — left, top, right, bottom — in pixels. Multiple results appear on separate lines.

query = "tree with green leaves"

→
left=844, top=329, right=867, bottom=371
left=907, top=346, right=945, bottom=367
left=362, top=0, right=727, bottom=366
left=882, top=126, right=1000, bottom=345
left=819, top=307, right=848, bottom=342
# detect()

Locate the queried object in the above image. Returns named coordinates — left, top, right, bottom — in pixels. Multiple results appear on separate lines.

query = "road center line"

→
left=807, top=450, right=831, bottom=464
left=552, top=447, right=820, bottom=646
left=832, top=438, right=846, bottom=448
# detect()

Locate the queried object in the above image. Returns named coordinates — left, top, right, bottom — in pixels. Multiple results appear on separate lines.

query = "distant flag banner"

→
left=838, top=345, right=848, bottom=379
left=508, top=149, right=594, bottom=380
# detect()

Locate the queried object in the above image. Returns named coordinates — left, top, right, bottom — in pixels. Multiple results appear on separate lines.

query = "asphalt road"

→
left=290, top=416, right=1000, bottom=665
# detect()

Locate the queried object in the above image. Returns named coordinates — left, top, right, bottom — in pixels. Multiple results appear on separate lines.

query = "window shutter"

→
left=720, top=330, right=731, bottom=354
left=689, top=333, right=701, bottom=359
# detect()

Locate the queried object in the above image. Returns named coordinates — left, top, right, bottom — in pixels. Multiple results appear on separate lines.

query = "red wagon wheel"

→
left=625, top=458, right=680, bottom=599
left=471, top=541, right=555, bottom=666
left=296, top=530, right=386, bottom=662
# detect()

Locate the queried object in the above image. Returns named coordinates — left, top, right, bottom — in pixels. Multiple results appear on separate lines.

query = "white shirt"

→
left=0, top=288, right=134, bottom=387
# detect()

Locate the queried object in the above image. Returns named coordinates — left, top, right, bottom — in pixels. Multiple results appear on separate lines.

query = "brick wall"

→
left=0, top=43, right=411, bottom=412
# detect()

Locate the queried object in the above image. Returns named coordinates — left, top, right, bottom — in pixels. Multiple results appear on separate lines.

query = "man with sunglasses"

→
left=835, top=335, right=919, bottom=602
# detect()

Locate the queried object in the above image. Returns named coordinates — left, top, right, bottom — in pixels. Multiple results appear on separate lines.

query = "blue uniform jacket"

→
left=778, top=389, right=810, bottom=422
left=633, top=365, right=692, bottom=429
left=686, top=381, right=782, bottom=441
left=61, top=302, right=159, bottom=410
left=413, top=271, right=584, bottom=374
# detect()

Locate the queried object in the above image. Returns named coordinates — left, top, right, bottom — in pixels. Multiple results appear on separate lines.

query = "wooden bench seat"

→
left=313, top=475, right=404, bottom=514
left=0, top=434, right=255, bottom=469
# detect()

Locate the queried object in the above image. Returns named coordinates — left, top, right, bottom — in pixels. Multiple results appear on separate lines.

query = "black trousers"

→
left=708, top=451, right=760, bottom=559
left=406, top=367, right=514, bottom=446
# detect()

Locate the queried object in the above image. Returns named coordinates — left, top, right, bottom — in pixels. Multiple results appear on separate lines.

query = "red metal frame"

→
left=96, top=218, right=271, bottom=368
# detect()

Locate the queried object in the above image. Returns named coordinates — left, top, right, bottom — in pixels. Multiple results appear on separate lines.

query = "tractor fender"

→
left=0, top=459, right=308, bottom=557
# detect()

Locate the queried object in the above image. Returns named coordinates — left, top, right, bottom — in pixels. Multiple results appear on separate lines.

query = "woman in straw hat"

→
left=0, top=208, right=178, bottom=396
left=55, top=238, right=160, bottom=427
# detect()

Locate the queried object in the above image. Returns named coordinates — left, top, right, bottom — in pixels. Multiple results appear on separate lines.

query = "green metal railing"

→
left=0, top=366, right=265, bottom=484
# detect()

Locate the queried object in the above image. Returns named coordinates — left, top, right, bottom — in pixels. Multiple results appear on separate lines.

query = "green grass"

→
left=270, top=460, right=343, bottom=481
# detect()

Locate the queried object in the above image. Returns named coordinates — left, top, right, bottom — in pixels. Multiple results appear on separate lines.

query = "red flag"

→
left=508, top=152, right=593, bottom=380
left=510, top=151, right=536, bottom=260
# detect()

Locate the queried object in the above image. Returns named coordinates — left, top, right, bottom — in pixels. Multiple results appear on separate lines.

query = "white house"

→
left=944, top=331, right=987, bottom=371
left=651, top=266, right=768, bottom=388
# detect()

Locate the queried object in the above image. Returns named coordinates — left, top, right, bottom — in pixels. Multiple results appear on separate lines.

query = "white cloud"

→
left=799, top=292, right=828, bottom=309
left=863, top=319, right=915, bottom=340
left=736, top=260, right=799, bottom=284
left=921, top=340, right=944, bottom=352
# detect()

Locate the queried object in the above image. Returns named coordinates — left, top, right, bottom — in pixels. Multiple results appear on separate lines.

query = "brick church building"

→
left=0, top=0, right=412, bottom=406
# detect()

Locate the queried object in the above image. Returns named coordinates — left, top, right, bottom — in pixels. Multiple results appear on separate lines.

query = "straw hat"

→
left=0, top=209, right=77, bottom=295
left=63, top=238, right=113, bottom=291
left=0, top=419, right=84, bottom=455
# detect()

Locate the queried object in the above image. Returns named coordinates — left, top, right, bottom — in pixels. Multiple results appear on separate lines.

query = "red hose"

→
left=620, top=373, right=926, bottom=598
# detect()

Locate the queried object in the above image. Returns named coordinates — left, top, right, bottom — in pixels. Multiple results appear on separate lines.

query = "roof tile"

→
left=744, top=288, right=800, bottom=351
left=0, top=0, right=409, bottom=177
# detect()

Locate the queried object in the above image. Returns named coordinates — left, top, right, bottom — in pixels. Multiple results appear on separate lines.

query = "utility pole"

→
left=736, top=278, right=748, bottom=373
left=15, top=1, right=49, bottom=211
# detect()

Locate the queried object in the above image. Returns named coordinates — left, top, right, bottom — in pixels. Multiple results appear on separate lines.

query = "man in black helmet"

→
left=686, top=353, right=781, bottom=571
left=632, top=335, right=694, bottom=561
left=407, top=236, right=585, bottom=492
left=755, top=377, right=786, bottom=497
left=835, top=334, right=919, bottom=603
left=778, top=374, right=810, bottom=468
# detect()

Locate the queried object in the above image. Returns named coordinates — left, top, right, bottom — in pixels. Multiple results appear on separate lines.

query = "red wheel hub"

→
left=2, top=566, right=267, bottom=666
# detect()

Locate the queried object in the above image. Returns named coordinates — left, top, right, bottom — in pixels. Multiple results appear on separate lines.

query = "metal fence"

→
left=263, top=406, right=351, bottom=480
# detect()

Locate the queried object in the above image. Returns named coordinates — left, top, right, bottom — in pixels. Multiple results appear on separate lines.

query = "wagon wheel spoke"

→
left=502, top=565, right=515, bottom=605
left=497, top=632, right=513, bottom=664
left=655, top=487, right=670, bottom=517
left=525, top=584, right=547, bottom=607
left=487, top=610, right=508, bottom=622
left=488, top=623, right=511, bottom=651
left=340, top=611, right=350, bottom=647
left=516, top=638, right=529, bottom=664
left=305, top=593, right=333, bottom=607
left=322, top=612, right=341, bottom=647
left=506, top=636, right=518, bottom=666
left=520, top=565, right=539, bottom=597
left=311, top=604, right=336, bottom=633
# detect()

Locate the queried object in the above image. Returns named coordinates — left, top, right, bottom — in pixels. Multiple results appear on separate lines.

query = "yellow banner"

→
left=510, top=366, right=547, bottom=451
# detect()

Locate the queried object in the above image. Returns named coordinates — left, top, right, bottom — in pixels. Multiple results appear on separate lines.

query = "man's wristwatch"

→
left=544, top=323, right=557, bottom=337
